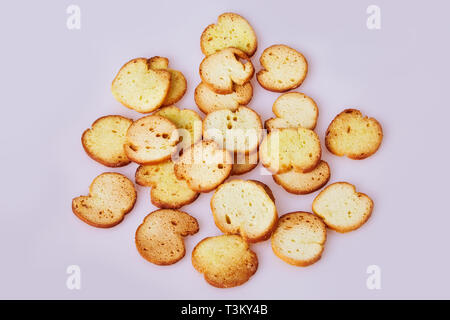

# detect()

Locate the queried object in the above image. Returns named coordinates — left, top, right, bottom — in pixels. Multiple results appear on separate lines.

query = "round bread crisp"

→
left=82, top=115, right=133, bottom=167
left=259, top=127, right=321, bottom=174
left=203, top=106, right=262, bottom=154
left=273, top=160, right=330, bottom=195
left=312, top=182, right=374, bottom=233
left=200, top=12, right=257, bottom=57
left=325, top=109, right=383, bottom=160
left=72, top=172, right=137, bottom=228
left=111, top=58, right=171, bottom=113
left=135, top=209, right=199, bottom=265
left=192, top=235, right=258, bottom=288
left=257, top=45, right=308, bottom=92
left=174, top=140, right=232, bottom=193
left=194, top=82, right=253, bottom=114
left=211, top=179, right=277, bottom=243
left=271, top=212, right=327, bottom=267
left=231, top=152, right=259, bottom=176
left=124, top=115, right=179, bottom=165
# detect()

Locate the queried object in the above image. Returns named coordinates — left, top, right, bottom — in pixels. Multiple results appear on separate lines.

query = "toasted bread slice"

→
left=194, top=82, right=253, bottom=114
left=325, top=109, right=383, bottom=160
left=265, top=92, right=318, bottom=131
left=211, top=180, right=277, bottom=242
left=271, top=212, right=327, bottom=266
left=148, top=57, right=187, bottom=106
left=72, top=173, right=137, bottom=228
left=192, top=234, right=258, bottom=288
left=111, top=58, right=170, bottom=113
left=312, top=182, right=373, bottom=233
left=273, top=160, right=330, bottom=195
left=200, top=12, right=257, bottom=57
left=203, top=106, right=262, bottom=154
left=174, top=140, right=232, bottom=192
left=124, top=115, right=179, bottom=165
left=135, top=209, right=199, bottom=265
left=257, top=45, right=308, bottom=92
left=136, top=160, right=199, bottom=209
left=81, top=115, right=132, bottom=167
left=200, top=48, right=254, bottom=94
left=259, top=127, right=321, bottom=174
left=231, top=152, right=259, bottom=175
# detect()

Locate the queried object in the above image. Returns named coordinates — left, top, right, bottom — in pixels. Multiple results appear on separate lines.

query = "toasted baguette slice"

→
left=148, top=56, right=187, bottom=106
left=203, top=106, right=262, bottom=154
left=325, top=109, right=383, bottom=160
left=200, top=48, right=254, bottom=94
left=259, top=127, right=321, bottom=174
left=273, top=160, right=330, bottom=195
left=124, top=115, right=179, bottom=165
left=136, top=160, right=199, bottom=209
left=81, top=115, right=132, bottom=167
left=174, top=140, right=232, bottom=193
left=200, top=12, right=257, bottom=57
left=111, top=58, right=170, bottom=113
left=72, top=173, right=136, bottom=228
left=192, top=235, right=258, bottom=288
left=231, top=152, right=259, bottom=175
left=312, top=182, right=373, bottom=233
left=135, top=209, right=199, bottom=265
left=154, top=105, right=202, bottom=151
left=257, top=45, right=308, bottom=92
left=194, top=82, right=253, bottom=114
left=265, top=92, right=318, bottom=131
left=211, top=180, right=277, bottom=242
left=271, top=212, right=326, bottom=266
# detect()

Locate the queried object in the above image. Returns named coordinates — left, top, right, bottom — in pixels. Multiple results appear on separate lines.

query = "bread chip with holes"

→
left=325, top=109, right=383, bottom=160
left=257, top=45, right=308, bottom=92
left=72, top=173, right=136, bottom=228
left=271, top=212, right=326, bottom=266
left=124, top=115, right=179, bottom=165
left=194, top=82, right=253, bottom=114
left=231, top=152, right=258, bottom=175
left=111, top=58, right=170, bottom=113
left=265, top=92, right=318, bottom=131
left=211, top=180, right=277, bottom=242
left=136, top=160, right=199, bottom=209
left=174, top=140, right=232, bottom=192
left=200, top=12, right=257, bottom=57
left=82, top=115, right=132, bottom=167
left=259, top=127, right=321, bottom=174
left=312, top=182, right=373, bottom=233
left=135, top=209, right=199, bottom=265
left=200, top=48, right=254, bottom=94
left=192, top=234, right=258, bottom=288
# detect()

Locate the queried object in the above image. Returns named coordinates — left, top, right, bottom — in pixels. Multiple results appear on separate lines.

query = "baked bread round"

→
left=231, top=152, right=259, bottom=176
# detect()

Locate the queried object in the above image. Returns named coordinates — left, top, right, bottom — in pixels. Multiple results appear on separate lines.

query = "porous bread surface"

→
left=211, top=180, right=277, bottom=242
left=194, top=82, right=253, bottom=114
left=200, top=48, right=254, bottom=94
left=273, top=160, right=330, bottom=195
left=231, top=152, right=258, bottom=175
left=312, top=182, right=373, bottom=233
left=136, top=161, right=199, bottom=209
left=154, top=105, right=202, bottom=151
left=259, top=127, right=321, bottom=174
left=124, top=115, right=179, bottom=165
left=174, top=140, right=232, bottom=192
left=192, top=235, right=258, bottom=288
left=203, top=106, right=262, bottom=154
left=148, top=56, right=187, bottom=106
left=72, top=173, right=137, bottom=228
left=82, top=115, right=132, bottom=167
left=265, top=92, right=318, bottom=131
left=200, top=12, right=257, bottom=57
left=111, top=58, right=170, bottom=113
left=257, top=45, right=308, bottom=92
left=135, top=209, right=199, bottom=265
left=271, top=212, right=326, bottom=266
left=325, top=109, right=383, bottom=160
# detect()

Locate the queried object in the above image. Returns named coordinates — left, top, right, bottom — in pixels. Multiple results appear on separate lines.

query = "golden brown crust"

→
left=231, top=152, right=259, bottom=175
